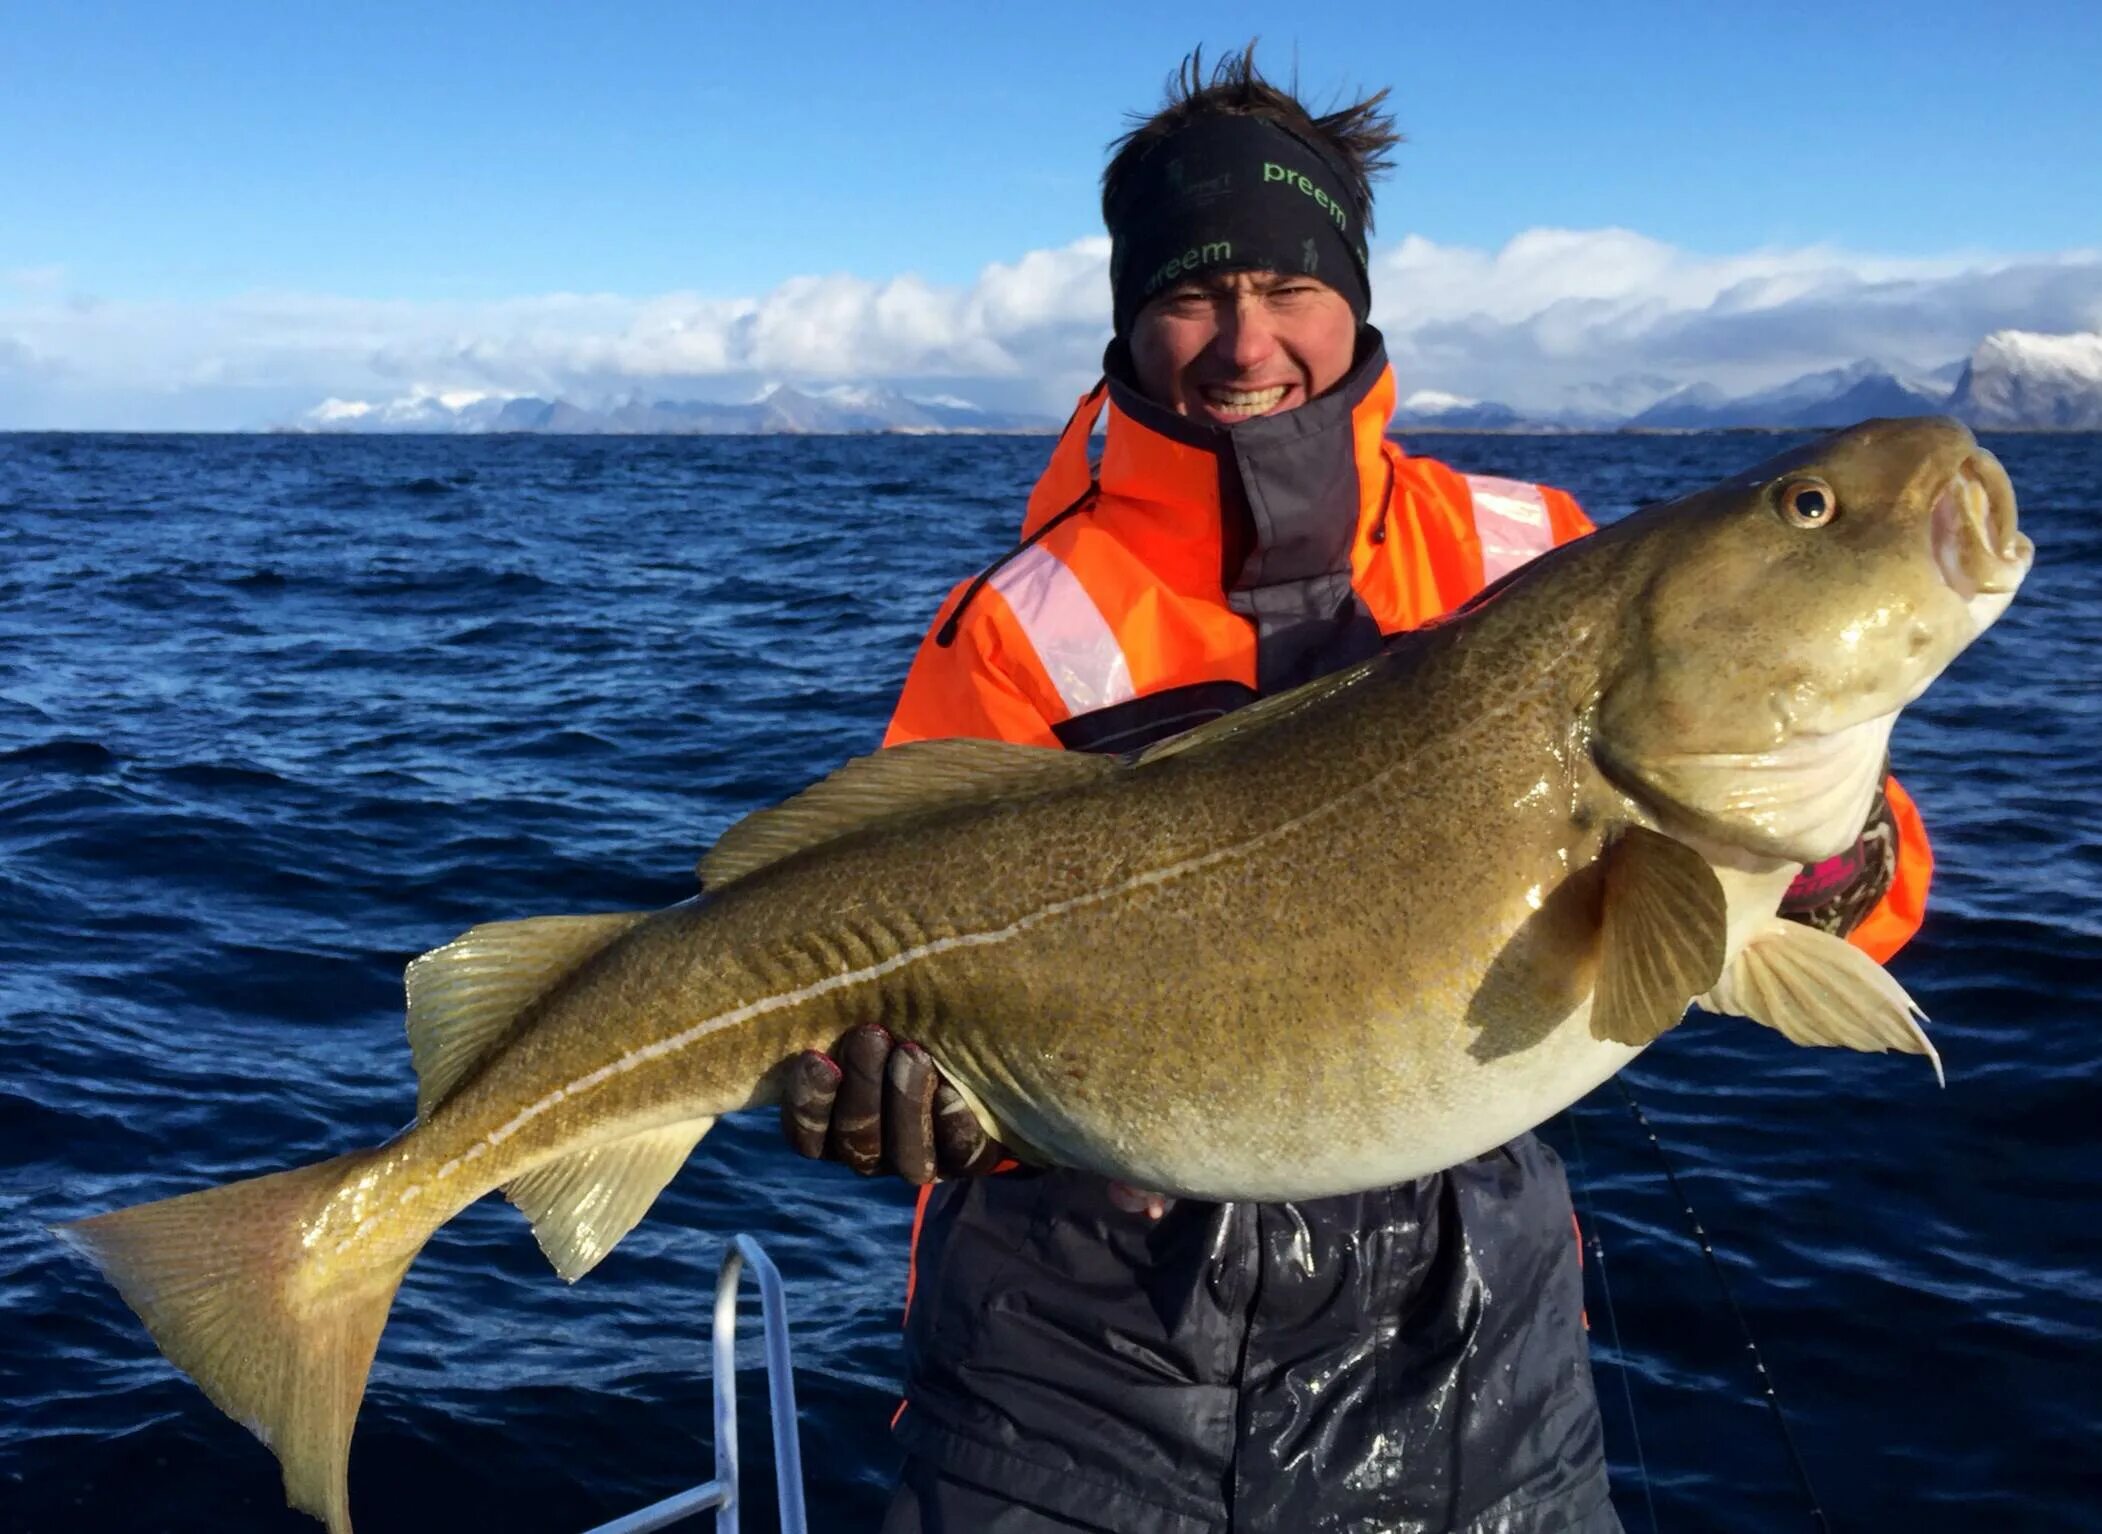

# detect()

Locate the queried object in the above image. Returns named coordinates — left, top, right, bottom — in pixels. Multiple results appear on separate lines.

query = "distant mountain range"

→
left=1394, top=330, right=2102, bottom=433
left=296, top=383, right=1053, bottom=436
left=295, top=329, right=2102, bottom=435
left=1619, top=359, right=1960, bottom=431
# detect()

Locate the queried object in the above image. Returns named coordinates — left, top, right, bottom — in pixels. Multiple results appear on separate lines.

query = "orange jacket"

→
left=887, top=353, right=1928, bottom=960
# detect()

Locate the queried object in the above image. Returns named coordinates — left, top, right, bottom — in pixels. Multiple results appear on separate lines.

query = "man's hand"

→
left=782, top=1023, right=1006, bottom=1185
left=781, top=1023, right=1175, bottom=1217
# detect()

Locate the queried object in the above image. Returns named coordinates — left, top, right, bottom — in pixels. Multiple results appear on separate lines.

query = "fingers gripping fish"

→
left=58, top=417, right=2031, bottom=1532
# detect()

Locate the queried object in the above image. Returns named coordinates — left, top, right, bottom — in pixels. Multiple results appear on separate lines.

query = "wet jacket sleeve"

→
left=883, top=579, right=1062, bottom=749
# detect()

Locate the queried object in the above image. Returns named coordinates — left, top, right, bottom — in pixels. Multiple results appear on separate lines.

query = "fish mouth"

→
left=1930, top=449, right=2031, bottom=600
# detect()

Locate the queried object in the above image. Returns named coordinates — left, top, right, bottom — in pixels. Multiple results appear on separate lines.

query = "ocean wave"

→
left=2, top=430, right=2095, bottom=1532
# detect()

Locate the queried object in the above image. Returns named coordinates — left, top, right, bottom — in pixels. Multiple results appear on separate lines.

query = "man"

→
left=787, top=49, right=1932, bottom=1533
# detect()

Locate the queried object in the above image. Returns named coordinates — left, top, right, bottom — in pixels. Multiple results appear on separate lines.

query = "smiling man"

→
left=786, top=47, right=1931, bottom=1534
left=1134, top=267, right=1355, bottom=422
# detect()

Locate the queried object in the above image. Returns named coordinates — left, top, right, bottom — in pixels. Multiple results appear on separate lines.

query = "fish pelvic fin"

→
left=1589, top=826, right=1728, bottom=1047
left=404, top=912, right=653, bottom=1119
left=53, top=1149, right=421, bottom=1534
left=505, top=1117, right=716, bottom=1281
left=1699, top=915, right=1942, bottom=1084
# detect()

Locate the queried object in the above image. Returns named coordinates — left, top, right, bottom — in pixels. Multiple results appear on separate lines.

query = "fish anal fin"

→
left=403, top=913, right=651, bottom=1120
left=1589, top=825, right=1727, bottom=1047
left=1699, top=915, right=1942, bottom=1085
left=699, top=738, right=1113, bottom=890
left=504, top=1119, right=715, bottom=1282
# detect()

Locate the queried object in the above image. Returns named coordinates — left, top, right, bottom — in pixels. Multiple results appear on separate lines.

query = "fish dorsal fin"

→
left=1134, top=655, right=1384, bottom=766
left=698, top=738, right=1115, bottom=890
left=403, top=913, right=650, bottom=1119
left=1589, top=826, right=1728, bottom=1046
left=1699, top=915, right=1942, bottom=1085
left=504, top=1118, right=716, bottom=1282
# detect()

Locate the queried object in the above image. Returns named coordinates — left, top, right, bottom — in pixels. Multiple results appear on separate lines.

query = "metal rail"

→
left=583, top=1235, right=809, bottom=1534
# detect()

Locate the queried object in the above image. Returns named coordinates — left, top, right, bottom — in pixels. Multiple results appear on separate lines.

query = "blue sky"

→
left=4, top=1, right=2100, bottom=427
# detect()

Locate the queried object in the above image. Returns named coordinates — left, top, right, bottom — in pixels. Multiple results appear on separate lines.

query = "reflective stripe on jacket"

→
left=887, top=354, right=1588, bottom=750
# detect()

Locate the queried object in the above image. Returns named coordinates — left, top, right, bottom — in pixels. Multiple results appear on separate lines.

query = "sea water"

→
left=2, top=430, right=2096, bottom=1532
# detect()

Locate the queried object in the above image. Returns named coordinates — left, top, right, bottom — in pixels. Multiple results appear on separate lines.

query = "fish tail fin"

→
left=55, top=1149, right=420, bottom=1534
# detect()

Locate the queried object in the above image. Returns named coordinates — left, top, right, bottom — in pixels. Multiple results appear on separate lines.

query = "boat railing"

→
left=582, top=1234, right=809, bottom=1534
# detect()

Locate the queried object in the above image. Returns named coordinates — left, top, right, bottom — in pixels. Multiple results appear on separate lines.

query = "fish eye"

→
left=1779, top=478, right=1838, bottom=529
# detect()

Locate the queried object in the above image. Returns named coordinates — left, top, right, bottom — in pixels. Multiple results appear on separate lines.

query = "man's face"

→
left=1128, top=269, right=1358, bottom=426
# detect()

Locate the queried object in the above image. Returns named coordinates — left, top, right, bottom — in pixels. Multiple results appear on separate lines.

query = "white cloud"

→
left=1370, top=230, right=2102, bottom=409
left=3, top=230, right=2099, bottom=427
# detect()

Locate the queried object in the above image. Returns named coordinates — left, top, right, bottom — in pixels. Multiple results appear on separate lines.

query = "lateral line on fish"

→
left=346, top=630, right=1594, bottom=1255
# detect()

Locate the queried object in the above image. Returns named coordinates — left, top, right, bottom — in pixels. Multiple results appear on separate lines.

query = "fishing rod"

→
left=1604, top=1075, right=1834, bottom=1533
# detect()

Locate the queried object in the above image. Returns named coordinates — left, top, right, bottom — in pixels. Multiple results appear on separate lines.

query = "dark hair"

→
left=1101, top=44, right=1403, bottom=233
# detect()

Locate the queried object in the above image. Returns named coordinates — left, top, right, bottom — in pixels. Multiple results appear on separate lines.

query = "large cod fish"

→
left=63, top=418, right=2030, bottom=1531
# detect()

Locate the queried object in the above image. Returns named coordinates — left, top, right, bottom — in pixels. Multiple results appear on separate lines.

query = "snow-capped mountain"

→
left=1948, top=330, right=2102, bottom=429
left=298, top=384, right=1052, bottom=435
left=304, top=388, right=512, bottom=432
left=1398, top=360, right=1955, bottom=434
left=1549, top=374, right=1682, bottom=429
left=290, top=333, right=2102, bottom=435
left=1391, top=390, right=1524, bottom=430
left=1626, top=360, right=1948, bottom=430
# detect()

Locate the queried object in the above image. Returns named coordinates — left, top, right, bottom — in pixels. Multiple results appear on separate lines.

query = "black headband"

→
left=1106, top=113, right=1372, bottom=337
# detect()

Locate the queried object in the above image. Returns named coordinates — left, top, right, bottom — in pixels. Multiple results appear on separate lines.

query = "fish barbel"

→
left=61, top=417, right=2031, bottom=1531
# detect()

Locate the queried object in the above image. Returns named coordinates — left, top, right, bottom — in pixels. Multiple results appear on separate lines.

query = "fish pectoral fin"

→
left=698, top=737, right=1114, bottom=890
left=1589, top=826, right=1728, bottom=1047
left=1698, top=916, right=1942, bottom=1085
left=504, top=1118, right=715, bottom=1283
left=404, top=913, right=652, bottom=1119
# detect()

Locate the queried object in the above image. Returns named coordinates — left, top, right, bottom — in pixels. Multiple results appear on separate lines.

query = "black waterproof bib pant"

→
left=882, top=1139, right=1619, bottom=1534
